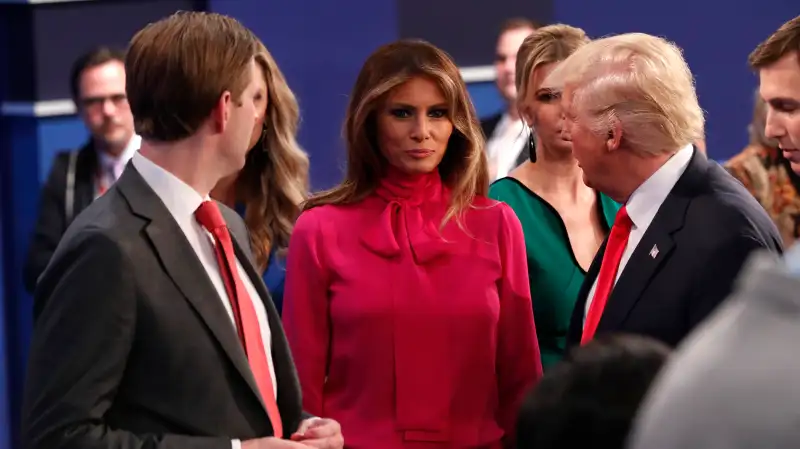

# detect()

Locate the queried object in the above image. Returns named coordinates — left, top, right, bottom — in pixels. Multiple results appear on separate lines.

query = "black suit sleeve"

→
left=22, top=231, right=231, bottom=449
left=687, top=234, right=766, bottom=328
left=22, top=153, right=70, bottom=294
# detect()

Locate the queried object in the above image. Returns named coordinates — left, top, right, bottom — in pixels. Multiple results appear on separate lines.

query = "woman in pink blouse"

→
left=283, top=39, right=542, bottom=449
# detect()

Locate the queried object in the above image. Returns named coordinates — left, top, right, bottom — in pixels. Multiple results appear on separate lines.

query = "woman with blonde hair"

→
left=211, top=40, right=309, bottom=313
left=489, top=24, right=619, bottom=369
left=283, top=39, right=541, bottom=448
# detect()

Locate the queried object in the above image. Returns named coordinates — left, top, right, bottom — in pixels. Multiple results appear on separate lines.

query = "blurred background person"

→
left=489, top=24, right=620, bottom=370
left=22, top=46, right=138, bottom=294
left=283, top=39, right=542, bottom=449
left=482, top=18, right=538, bottom=181
left=542, top=33, right=782, bottom=350
left=211, top=39, right=309, bottom=314
left=726, top=89, right=800, bottom=246
left=517, top=334, right=670, bottom=449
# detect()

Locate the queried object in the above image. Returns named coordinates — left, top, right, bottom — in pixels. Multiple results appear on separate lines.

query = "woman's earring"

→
left=261, top=123, right=269, bottom=152
left=528, top=131, right=537, bottom=163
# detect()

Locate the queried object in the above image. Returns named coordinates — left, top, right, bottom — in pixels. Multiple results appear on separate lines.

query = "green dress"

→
left=489, top=177, right=620, bottom=370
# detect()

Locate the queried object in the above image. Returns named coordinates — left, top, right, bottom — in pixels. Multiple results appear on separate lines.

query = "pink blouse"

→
left=283, top=168, right=542, bottom=448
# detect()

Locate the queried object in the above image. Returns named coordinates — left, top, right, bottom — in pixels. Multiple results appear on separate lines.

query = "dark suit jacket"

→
left=22, top=165, right=304, bottom=449
left=566, top=149, right=783, bottom=349
left=23, top=141, right=99, bottom=294
left=480, top=112, right=530, bottom=168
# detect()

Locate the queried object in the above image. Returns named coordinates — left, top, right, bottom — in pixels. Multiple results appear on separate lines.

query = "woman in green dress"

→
left=488, top=24, right=620, bottom=370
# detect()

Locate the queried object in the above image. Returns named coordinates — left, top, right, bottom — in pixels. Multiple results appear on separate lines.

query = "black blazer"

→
left=22, top=165, right=304, bottom=449
left=480, top=112, right=530, bottom=168
left=567, top=149, right=783, bottom=349
left=23, top=141, right=99, bottom=294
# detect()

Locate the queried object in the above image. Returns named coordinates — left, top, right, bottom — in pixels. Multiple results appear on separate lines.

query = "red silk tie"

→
left=195, top=201, right=283, bottom=438
left=582, top=206, right=633, bottom=345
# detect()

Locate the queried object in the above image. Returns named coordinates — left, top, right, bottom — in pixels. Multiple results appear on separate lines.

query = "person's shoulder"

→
left=681, top=175, right=780, bottom=248
left=218, top=202, right=247, bottom=233
left=488, top=176, right=528, bottom=201
left=467, top=195, right=521, bottom=231
left=293, top=204, right=340, bottom=239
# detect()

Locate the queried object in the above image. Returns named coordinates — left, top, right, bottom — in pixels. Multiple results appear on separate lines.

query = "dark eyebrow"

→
left=767, top=97, right=800, bottom=107
left=387, top=102, right=448, bottom=109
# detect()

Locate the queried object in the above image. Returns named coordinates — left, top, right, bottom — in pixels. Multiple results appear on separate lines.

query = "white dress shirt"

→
left=583, top=144, right=694, bottom=324
left=485, top=113, right=528, bottom=181
left=96, top=134, right=141, bottom=197
left=131, top=153, right=275, bottom=449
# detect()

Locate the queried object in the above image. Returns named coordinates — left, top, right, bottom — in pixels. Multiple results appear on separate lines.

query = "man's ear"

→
left=606, top=118, right=623, bottom=152
left=211, top=91, right=232, bottom=134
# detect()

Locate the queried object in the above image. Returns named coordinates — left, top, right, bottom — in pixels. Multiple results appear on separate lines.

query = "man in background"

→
left=23, top=46, right=139, bottom=294
left=482, top=17, right=538, bottom=181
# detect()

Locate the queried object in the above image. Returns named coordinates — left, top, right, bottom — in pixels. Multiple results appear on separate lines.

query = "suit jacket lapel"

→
left=597, top=149, right=709, bottom=331
left=115, top=166, right=268, bottom=417
left=229, top=236, right=303, bottom=432
left=75, top=142, right=99, bottom=212
left=597, top=227, right=677, bottom=331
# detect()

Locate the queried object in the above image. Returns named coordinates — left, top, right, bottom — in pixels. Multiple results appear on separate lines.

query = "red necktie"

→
left=582, top=206, right=633, bottom=345
left=195, top=201, right=283, bottom=438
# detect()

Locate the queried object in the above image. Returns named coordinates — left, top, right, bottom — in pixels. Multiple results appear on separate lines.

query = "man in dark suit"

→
left=539, top=32, right=783, bottom=350
left=481, top=18, right=537, bottom=181
left=21, top=11, right=342, bottom=449
left=627, top=16, right=800, bottom=449
left=23, top=47, right=139, bottom=294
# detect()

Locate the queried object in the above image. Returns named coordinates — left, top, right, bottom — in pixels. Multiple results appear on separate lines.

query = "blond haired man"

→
left=628, top=16, right=800, bottom=449
left=543, top=33, right=782, bottom=351
left=21, top=11, right=342, bottom=449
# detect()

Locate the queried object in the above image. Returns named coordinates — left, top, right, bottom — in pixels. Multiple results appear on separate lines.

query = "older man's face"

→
left=562, top=86, right=608, bottom=190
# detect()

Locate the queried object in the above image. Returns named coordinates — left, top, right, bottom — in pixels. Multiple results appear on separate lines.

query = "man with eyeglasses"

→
left=23, top=46, right=140, bottom=295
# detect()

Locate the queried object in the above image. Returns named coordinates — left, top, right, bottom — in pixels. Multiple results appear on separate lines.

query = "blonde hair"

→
left=304, top=39, right=488, bottom=227
left=515, top=24, right=589, bottom=104
left=236, top=42, right=309, bottom=270
left=545, top=32, right=705, bottom=156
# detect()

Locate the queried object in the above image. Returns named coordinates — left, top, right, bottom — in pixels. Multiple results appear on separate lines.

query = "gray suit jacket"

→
left=628, top=250, right=800, bottom=449
left=22, top=165, right=304, bottom=449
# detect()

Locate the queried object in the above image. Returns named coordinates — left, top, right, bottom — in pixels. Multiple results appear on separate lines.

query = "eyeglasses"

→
left=80, top=94, right=128, bottom=111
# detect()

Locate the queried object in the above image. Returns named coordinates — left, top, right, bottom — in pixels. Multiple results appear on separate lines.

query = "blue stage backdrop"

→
left=0, top=1, right=798, bottom=449
left=554, top=0, right=797, bottom=161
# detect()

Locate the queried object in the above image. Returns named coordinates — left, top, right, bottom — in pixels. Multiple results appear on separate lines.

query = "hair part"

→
left=749, top=15, right=800, bottom=69
left=70, top=46, right=127, bottom=101
left=303, top=39, right=488, bottom=229
left=515, top=24, right=590, bottom=107
left=236, top=46, right=310, bottom=269
left=545, top=32, right=705, bottom=157
left=125, top=11, right=257, bottom=142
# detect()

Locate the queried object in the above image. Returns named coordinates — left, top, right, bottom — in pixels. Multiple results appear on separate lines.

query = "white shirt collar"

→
left=98, top=134, right=141, bottom=169
left=130, top=151, right=206, bottom=223
left=626, top=144, right=694, bottom=230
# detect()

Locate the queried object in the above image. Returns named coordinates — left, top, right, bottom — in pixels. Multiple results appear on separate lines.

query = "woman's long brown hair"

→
left=303, top=39, right=489, bottom=228
left=236, top=44, right=309, bottom=270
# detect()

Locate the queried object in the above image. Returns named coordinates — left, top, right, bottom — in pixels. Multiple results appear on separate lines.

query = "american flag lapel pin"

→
left=649, top=244, right=659, bottom=259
